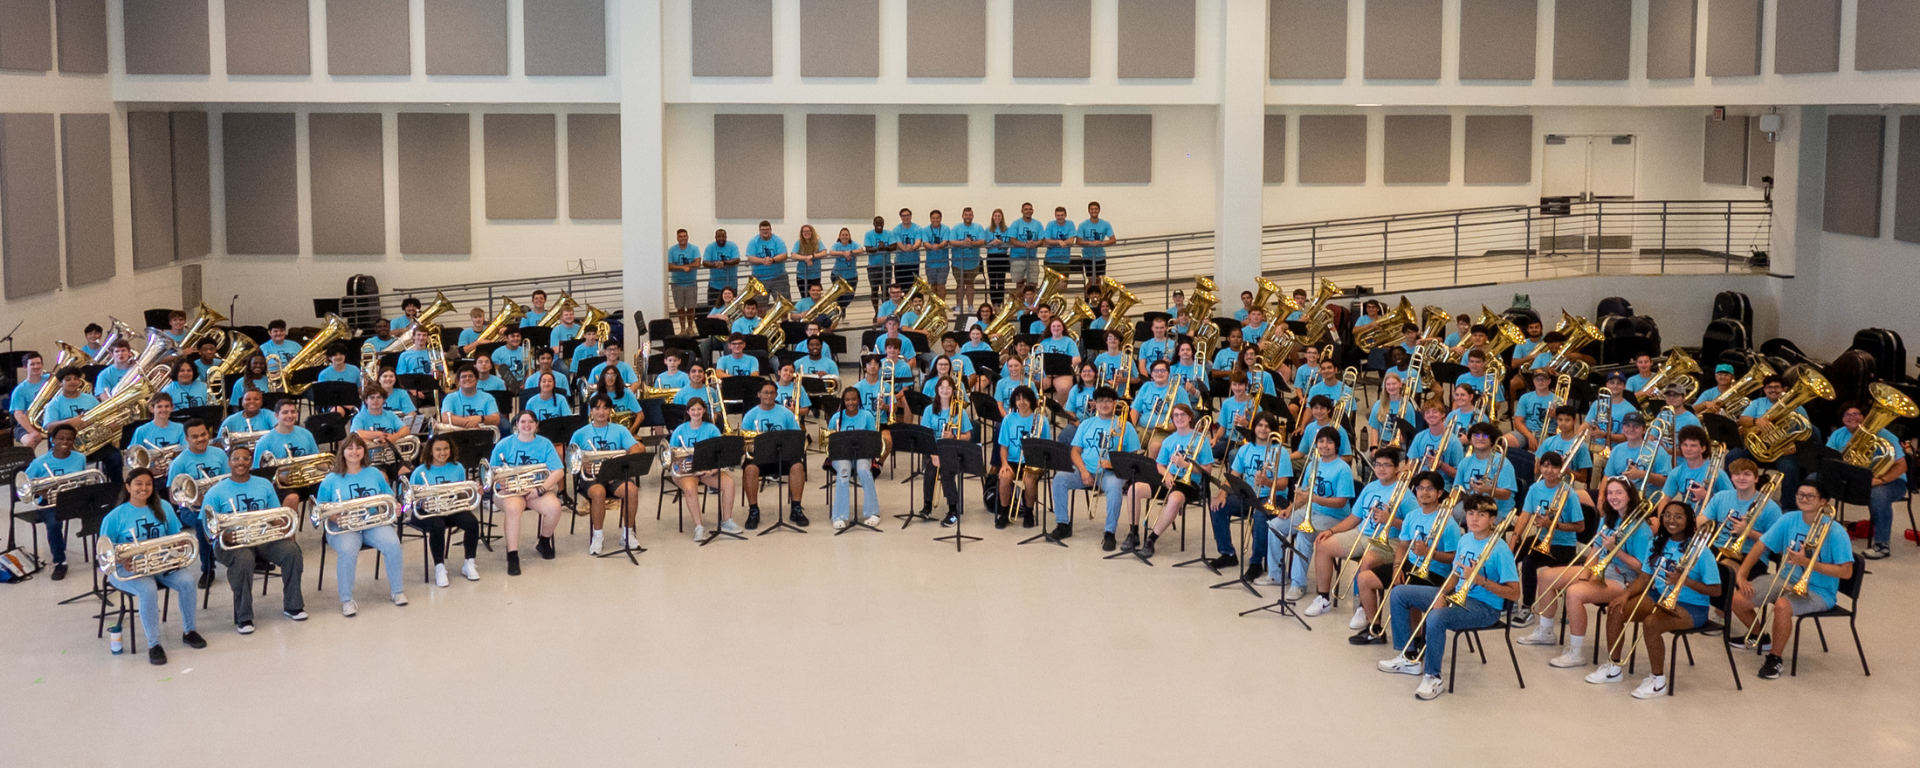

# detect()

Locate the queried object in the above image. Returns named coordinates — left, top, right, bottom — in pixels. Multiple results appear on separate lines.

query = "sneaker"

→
left=51, top=563, right=67, bottom=581
left=623, top=528, right=640, bottom=549
left=832, top=519, right=848, bottom=531
left=589, top=531, right=604, bottom=555
left=1631, top=675, right=1668, bottom=699
left=1584, top=664, right=1623, bottom=684
left=1377, top=656, right=1422, bottom=676
left=434, top=563, right=450, bottom=588
left=1349, top=629, right=1386, bottom=646
left=720, top=520, right=745, bottom=535
left=1862, top=543, right=1890, bottom=560
left=536, top=536, right=556, bottom=560
left=1517, top=625, right=1557, bottom=646
left=197, top=571, right=214, bottom=590
left=1020, top=508, right=1037, bottom=528
left=282, top=610, right=308, bottom=621
left=745, top=508, right=761, bottom=529
left=236, top=621, right=255, bottom=635
left=863, top=515, right=881, bottom=528
left=791, top=508, right=810, bottom=528
left=391, top=592, right=408, bottom=606
left=1730, top=632, right=1771, bottom=652
left=1120, top=532, right=1139, bottom=552
left=1252, top=575, right=1281, bottom=587
left=1102, top=532, right=1118, bottom=552
left=693, top=525, right=708, bottom=542
left=1549, top=647, right=1587, bottom=668
left=1049, top=523, right=1073, bottom=540
left=941, top=510, right=959, bottom=527
left=994, top=512, right=1009, bottom=529
left=1303, top=595, right=1333, bottom=617
left=1414, top=674, right=1446, bottom=700
left=1349, top=608, right=1369, bottom=631
left=1140, top=534, right=1158, bottom=558
left=1207, top=553, right=1240, bottom=569
left=148, top=645, right=167, bottom=666
left=1243, top=564, right=1264, bottom=582
left=182, top=631, right=206, bottom=649
left=1507, top=607, right=1534, bottom=627
left=461, top=559, right=480, bottom=581
left=1758, top=655, right=1783, bottom=680
left=507, top=552, right=522, bottom=576
left=1284, top=586, right=1306, bottom=601
left=341, top=600, right=358, bottom=617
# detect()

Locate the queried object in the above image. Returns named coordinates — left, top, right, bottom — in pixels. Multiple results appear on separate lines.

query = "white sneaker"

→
left=1549, top=647, right=1587, bottom=669
left=434, top=563, right=449, bottom=588
left=1631, top=675, right=1667, bottom=699
left=1303, top=595, right=1332, bottom=617
left=832, top=519, right=848, bottom=531
left=1585, top=664, right=1623, bottom=684
left=1377, top=656, right=1423, bottom=676
left=1516, top=625, right=1557, bottom=646
left=624, top=528, right=640, bottom=549
left=862, top=515, right=880, bottom=527
left=1349, top=608, right=1368, bottom=631
left=1252, top=575, right=1280, bottom=587
left=1414, top=674, right=1446, bottom=700
left=693, top=525, right=708, bottom=542
left=341, top=600, right=358, bottom=617
left=719, top=520, right=744, bottom=535
left=461, top=559, right=479, bottom=581
left=589, top=531, right=604, bottom=555
left=1284, top=586, right=1306, bottom=601
left=391, top=592, right=408, bottom=607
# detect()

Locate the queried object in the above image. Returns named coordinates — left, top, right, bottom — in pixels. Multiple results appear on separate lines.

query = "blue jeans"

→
left=326, top=525, right=404, bottom=602
left=1209, top=495, right=1274, bottom=563
left=1268, top=511, right=1340, bottom=587
left=111, top=568, right=198, bottom=648
left=1052, top=469, right=1128, bottom=530
left=832, top=459, right=880, bottom=522
left=173, top=506, right=215, bottom=574
left=1388, top=585, right=1504, bottom=677
left=35, top=507, right=66, bottom=565
left=1869, top=478, right=1908, bottom=547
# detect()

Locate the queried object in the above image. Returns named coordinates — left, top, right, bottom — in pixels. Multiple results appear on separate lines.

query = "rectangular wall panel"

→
left=1297, top=114, right=1367, bottom=184
left=308, top=113, right=387, bottom=254
left=327, top=0, right=410, bottom=75
left=425, top=0, right=507, bottom=75
left=398, top=113, right=472, bottom=254
left=1553, top=0, right=1630, bottom=80
left=1705, top=0, right=1761, bottom=76
left=568, top=114, right=621, bottom=219
left=1117, top=0, right=1194, bottom=79
left=61, top=114, right=114, bottom=285
left=898, top=114, right=969, bottom=183
left=0, top=114, right=60, bottom=298
left=123, top=0, right=210, bottom=74
left=1822, top=114, right=1884, bottom=238
left=907, top=0, right=985, bottom=77
left=1774, top=0, right=1840, bottom=74
left=1383, top=115, right=1450, bottom=183
left=1364, top=0, right=1441, bottom=80
left=222, top=113, right=299, bottom=255
left=483, top=113, right=557, bottom=219
left=1263, top=114, right=1286, bottom=183
left=1458, top=0, right=1534, bottom=80
left=806, top=114, right=875, bottom=219
left=692, top=0, right=772, bottom=76
left=524, top=0, right=605, bottom=75
left=127, top=112, right=175, bottom=268
left=1269, top=0, right=1346, bottom=79
left=1644, top=0, right=1696, bottom=79
left=1702, top=115, right=1749, bottom=186
left=712, top=114, right=784, bottom=220
left=1083, top=114, right=1151, bottom=183
left=994, top=114, right=1063, bottom=184
left=1896, top=116, right=1920, bottom=243
left=226, top=0, right=310, bottom=75
left=1012, top=0, right=1090, bottom=78
left=56, top=0, right=109, bottom=73
left=1747, top=117, right=1774, bottom=189
left=169, top=112, right=210, bottom=261
left=800, top=0, right=878, bottom=77
left=0, top=0, right=53, bottom=71
left=1855, top=0, right=1920, bottom=72
left=1464, top=115, right=1532, bottom=184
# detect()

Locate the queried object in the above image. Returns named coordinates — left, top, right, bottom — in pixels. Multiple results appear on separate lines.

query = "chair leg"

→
left=316, top=543, right=329, bottom=592
left=1790, top=618, right=1803, bottom=677
left=1448, top=631, right=1461, bottom=693
left=1814, top=617, right=1829, bottom=652
left=1683, top=633, right=1695, bottom=666
left=1721, top=632, right=1744, bottom=691
left=1849, top=617, right=1871, bottom=676
left=1667, top=636, right=1680, bottom=696
left=1505, top=627, right=1526, bottom=689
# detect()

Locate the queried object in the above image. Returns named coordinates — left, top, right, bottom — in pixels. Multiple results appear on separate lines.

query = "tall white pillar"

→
left=1213, top=0, right=1268, bottom=298
left=619, top=0, right=667, bottom=326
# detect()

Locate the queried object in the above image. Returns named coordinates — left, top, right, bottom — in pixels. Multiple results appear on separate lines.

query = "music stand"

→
left=1237, top=509, right=1313, bottom=631
left=888, top=424, right=937, bottom=527
left=718, top=375, right=770, bottom=422
left=1701, top=413, right=1742, bottom=449
left=1016, top=438, right=1074, bottom=547
left=751, top=430, right=808, bottom=536
left=933, top=439, right=985, bottom=551
left=308, top=381, right=360, bottom=412
left=1809, top=450, right=1872, bottom=506
left=1208, top=475, right=1266, bottom=596
left=1104, top=452, right=1160, bottom=565
left=593, top=452, right=656, bottom=564
left=55, top=483, right=118, bottom=607
left=828, top=430, right=885, bottom=535
left=963, top=351, right=1000, bottom=379
left=693, top=435, right=748, bottom=546
left=519, top=326, right=553, bottom=351
left=1171, top=467, right=1222, bottom=571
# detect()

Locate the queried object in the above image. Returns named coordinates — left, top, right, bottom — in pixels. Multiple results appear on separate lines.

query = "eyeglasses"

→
left=1793, top=492, right=1821, bottom=501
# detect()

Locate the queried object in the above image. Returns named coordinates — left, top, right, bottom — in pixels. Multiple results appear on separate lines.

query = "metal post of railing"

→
left=1382, top=221, right=1391, bottom=291
left=1452, top=213, right=1461, bottom=283
left=1309, top=228, right=1318, bottom=283
left=1594, top=201, right=1603, bottom=274
left=1659, top=201, right=1669, bottom=274
left=1725, top=201, right=1734, bottom=273
left=1524, top=206, right=1533, bottom=279
left=1163, top=240, right=1171, bottom=308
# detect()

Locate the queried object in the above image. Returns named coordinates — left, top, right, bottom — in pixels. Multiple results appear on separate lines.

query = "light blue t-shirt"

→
left=489, top=434, right=563, bottom=471
left=317, top=467, right=394, bottom=505
left=1069, top=415, right=1140, bottom=471
left=1453, top=451, right=1518, bottom=516
left=1041, top=219, right=1076, bottom=264
left=740, top=405, right=801, bottom=433
left=1451, top=531, right=1521, bottom=610
left=1230, top=441, right=1293, bottom=502
left=161, top=380, right=211, bottom=410
left=99, top=501, right=182, bottom=547
left=440, top=389, right=500, bottom=420
left=668, top=243, right=702, bottom=286
left=1538, top=432, right=1592, bottom=472
left=317, top=364, right=362, bottom=385
left=130, top=420, right=185, bottom=449
left=1522, top=480, right=1586, bottom=547
left=202, top=475, right=280, bottom=515
left=570, top=422, right=637, bottom=452
left=1604, top=439, right=1673, bottom=484
left=1661, top=457, right=1732, bottom=505
left=1648, top=536, right=1721, bottom=607
left=252, top=427, right=319, bottom=469
left=997, top=411, right=1047, bottom=464
left=1704, top=487, right=1785, bottom=553
left=704, top=241, right=742, bottom=288
left=743, top=234, right=788, bottom=280
left=1352, top=478, right=1421, bottom=540
left=1758, top=514, right=1855, bottom=607
left=1300, top=457, right=1357, bottom=519
left=1006, top=217, right=1046, bottom=260
left=1076, top=218, right=1114, bottom=260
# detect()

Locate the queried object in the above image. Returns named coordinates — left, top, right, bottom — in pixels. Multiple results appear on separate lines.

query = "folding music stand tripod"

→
left=934, top=438, right=985, bottom=552
left=828, top=430, right=884, bottom=535
left=1209, top=476, right=1265, bottom=597
left=693, top=435, right=747, bottom=546
left=1238, top=508, right=1312, bottom=631
left=592, top=452, right=656, bottom=564
left=1016, top=438, right=1073, bottom=547
left=1171, top=469, right=1223, bottom=571
left=751, top=430, right=808, bottom=536
left=1104, top=452, right=1160, bottom=566
left=888, top=424, right=937, bottom=528
left=55, top=484, right=118, bottom=607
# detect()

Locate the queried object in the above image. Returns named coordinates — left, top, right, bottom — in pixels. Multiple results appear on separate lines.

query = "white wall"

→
left=1791, top=106, right=1920, bottom=359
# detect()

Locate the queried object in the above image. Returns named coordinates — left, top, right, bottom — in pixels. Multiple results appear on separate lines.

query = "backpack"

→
left=0, top=548, right=42, bottom=582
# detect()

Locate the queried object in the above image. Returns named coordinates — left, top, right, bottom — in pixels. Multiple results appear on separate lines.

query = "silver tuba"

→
left=310, top=494, right=401, bottom=536
left=366, top=434, right=422, bottom=466
left=484, top=463, right=551, bottom=498
left=90, top=317, right=136, bottom=365
left=566, top=445, right=627, bottom=483
left=219, top=429, right=267, bottom=453
left=97, top=532, right=198, bottom=580
left=399, top=477, right=482, bottom=519
left=125, top=444, right=183, bottom=477
left=169, top=472, right=229, bottom=509
left=205, top=501, right=298, bottom=550
left=15, top=468, right=109, bottom=506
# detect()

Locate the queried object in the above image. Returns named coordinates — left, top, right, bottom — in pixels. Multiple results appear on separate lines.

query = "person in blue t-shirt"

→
left=1271, top=426, right=1357, bottom=593
left=314, top=436, right=407, bottom=615
left=1348, top=469, right=1455, bottom=645
left=259, top=320, right=302, bottom=368
left=741, top=220, right=791, bottom=298
left=667, top=228, right=704, bottom=329
left=524, top=371, right=572, bottom=422
left=315, top=345, right=362, bottom=390
left=919, top=210, right=953, bottom=298
left=254, top=399, right=322, bottom=511
left=201, top=447, right=309, bottom=631
left=738, top=381, right=810, bottom=529
left=8, top=350, right=49, bottom=448
left=668, top=397, right=741, bottom=542
left=1730, top=480, right=1856, bottom=680
left=1523, top=476, right=1651, bottom=668
left=1510, top=452, right=1592, bottom=626
left=1074, top=201, right=1116, bottom=283
left=862, top=216, right=895, bottom=312
left=1826, top=400, right=1908, bottom=559
left=1051, top=387, right=1142, bottom=546
left=951, top=208, right=988, bottom=311
left=889, top=208, right=924, bottom=289
left=824, top=387, right=881, bottom=529
left=1206, top=413, right=1291, bottom=580
left=992, top=386, right=1050, bottom=528
left=99, top=469, right=203, bottom=663
left=1592, top=499, right=1722, bottom=698
left=1512, top=370, right=1557, bottom=451
left=490, top=410, right=565, bottom=576
left=23, top=425, right=89, bottom=579
left=161, top=360, right=211, bottom=411
left=408, top=435, right=483, bottom=585
left=702, top=229, right=741, bottom=306
left=1302, top=447, right=1421, bottom=621
left=1380, top=492, right=1522, bottom=699
left=1006, top=202, right=1046, bottom=292
left=1134, top=404, right=1215, bottom=559
left=1041, top=205, right=1076, bottom=269
left=571, top=395, right=644, bottom=555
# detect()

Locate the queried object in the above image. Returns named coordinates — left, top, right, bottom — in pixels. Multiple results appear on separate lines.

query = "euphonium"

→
left=205, top=331, right=259, bottom=405
left=399, top=477, right=482, bottom=519
left=580, top=301, right=613, bottom=343
left=366, top=434, right=422, bottom=466
left=567, top=444, right=627, bottom=482
left=910, top=291, right=952, bottom=338
left=310, top=494, right=401, bottom=535
left=1636, top=348, right=1701, bottom=415
left=893, top=276, right=936, bottom=322
left=668, top=447, right=696, bottom=477
left=91, top=317, right=135, bottom=365
left=178, top=301, right=229, bottom=353
left=1840, top=382, right=1917, bottom=476
left=75, top=364, right=171, bottom=455
left=97, top=532, right=198, bottom=580
left=1180, top=288, right=1218, bottom=331
left=269, top=314, right=351, bottom=395
left=25, top=341, right=92, bottom=427
left=168, top=472, right=228, bottom=509
left=262, top=452, right=336, bottom=490
left=15, top=467, right=109, bottom=505
left=1058, top=298, right=1096, bottom=340
left=1742, top=365, right=1836, bottom=462
left=1477, top=306, right=1527, bottom=359
left=1355, top=297, right=1418, bottom=352
left=125, top=444, right=182, bottom=477
left=1418, top=305, right=1452, bottom=343
left=205, top=500, right=298, bottom=549
left=381, top=290, right=455, bottom=354
left=1542, top=311, right=1603, bottom=379
left=472, top=298, right=530, bottom=347
left=798, top=277, right=855, bottom=325
left=486, top=463, right=551, bottom=497
left=1706, top=359, right=1774, bottom=416
left=219, top=429, right=267, bottom=453
left=754, top=293, right=796, bottom=349
left=535, top=292, right=581, bottom=328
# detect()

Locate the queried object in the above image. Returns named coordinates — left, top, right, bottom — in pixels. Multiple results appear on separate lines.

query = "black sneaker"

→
left=236, top=621, right=255, bottom=635
left=536, top=536, right=556, bottom=560
left=1120, top=532, right=1139, bottom=553
left=1102, top=531, right=1118, bottom=552
left=197, top=571, right=214, bottom=590
left=790, top=506, right=810, bottom=528
left=1758, top=654, right=1783, bottom=680
left=51, top=563, right=67, bottom=581
left=745, top=507, right=761, bottom=529
left=994, top=512, right=1009, bottom=529
left=182, top=631, right=207, bottom=649
left=1243, top=563, right=1264, bottom=582
left=282, top=610, right=308, bottom=621
left=1140, top=533, right=1157, bottom=558
left=942, top=510, right=959, bottom=527
left=1349, top=629, right=1386, bottom=646
left=148, top=645, right=167, bottom=665
left=1207, top=553, right=1240, bottom=569
left=1048, top=523, right=1073, bottom=540
left=1020, top=507, right=1037, bottom=528
left=507, top=551, right=522, bottom=576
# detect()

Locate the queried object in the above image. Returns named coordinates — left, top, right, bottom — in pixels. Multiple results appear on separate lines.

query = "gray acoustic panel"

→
left=221, top=113, right=299, bottom=255
left=326, top=0, right=410, bottom=75
left=806, top=114, right=875, bottom=219
left=1553, top=0, right=1630, bottom=80
left=567, top=114, right=621, bottom=219
left=1896, top=116, right=1920, bottom=243
left=60, top=114, right=114, bottom=286
left=169, top=112, right=210, bottom=261
left=712, top=114, right=784, bottom=220
left=907, top=0, right=985, bottom=77
left=56, top=0, right=109, bottom=73
left=398, top=113, right=472, bottom=254
left=1083, top=114, right=1152, bottom=184
left=1644, top=0, right=1696, bottom=80
left=1702, top=115, right=1749, bottom=186
left=1464, top=115, right=1532, bottom=184
left=123, top=0, right=210, bottom=75
left=1705, top=0, right=1761, bottom=76
left=0, top=114, right=59, bottom=298
left=1297, top=114, right=1367, bottom=184
left=1856, top=0, right=1920, bottom=72
left=692, top=0, right=772, bottom=76
left=800, top=0, right=878, bottom=77
left=127, top=112, right=175, bottom=268
left=1117, top=0, right=1195, bottom=79
left=482, top=113, right=557, bottom=220
left=1012, top=0, right=1090, bottom=78
left=225, top=0, right=311, bottom=75
left=425, top=0, right=507, bottom=75
left=524, top=0, right=606, bottom=76
left=1773, top=0, right=1840, bottom=74
left=994, top=114, right=1063, bottom=184
left=1822, top=114, right=1884, bottom=238
left=1747, top=117, right=1774, bottom=189
left=1263, top=114, right=1286, bottom=183
left=1458, top=0, right=1535, bottom=80
left=1383, top=115, right=1449, bottom=184
left=1364, top=0, right=1442, bottom=80
left=0, top=0, right=53, bottom=72
left=308, top=113, right=387, bottom=254
left=897, top=114, right=969, bottom=184
left=1269, top=0, right=1347, bottom=79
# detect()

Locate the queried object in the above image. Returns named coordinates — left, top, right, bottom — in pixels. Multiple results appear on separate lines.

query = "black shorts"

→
left=1368, top=563, right=1444, bottom=590
left=576, top=473, right=629, bottom=494
left=751, top=461, right=796, bottom=478
left=280, top=484, right=318, bottom=504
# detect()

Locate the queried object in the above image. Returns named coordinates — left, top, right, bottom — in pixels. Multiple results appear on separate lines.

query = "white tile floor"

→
left=4, top=473, right=1916, bottom=767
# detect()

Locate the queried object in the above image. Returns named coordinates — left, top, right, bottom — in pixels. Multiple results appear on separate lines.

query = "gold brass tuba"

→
left=262, top=452, right=336, bottom=490
left=535, top=292, right=581, bottom=328
left=1841, top=383, right=1918, bottom=476
left=719, top=278, right=769, bottom=323
left=205, top=500, right=298, bottom=549
left=204, top=332, right=259, bottom=405
left=97, top=532, right=198, bottom=580
left=26, top=341, right=92, bottom=428
left=1542, top=311, right=1603, bottom=379
left=1355, top=297, right=1418, bottom=352
left=178, top=301, right=229, bottom=354
left=1742, top=365, right=1836, bottom=462
left=125, top=444, right=182, bottom=477
left=797, top=277, right=853, bottom=326
left=116, top=329, right=178, bottom=395
left=1251, top=277, right=1283, bottom=317
left=1033, top=268, right=1069, bottom=317
left=472, top=298, right=529, bottom=348
left=75, top=364, right=171, bottom=455
left=310, top=494, right=401, bottom=536
left=909, top=290, right=952, bottom=339
left=269, top=314, right=351, bottom=395
left=1635, top=348, right=1701, bottom=415
left=753, top=293, right=796, bottom=349
left=381, top=290, right=456, bottom=354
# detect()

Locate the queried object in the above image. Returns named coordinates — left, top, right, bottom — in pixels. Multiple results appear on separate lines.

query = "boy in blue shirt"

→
left=1731, top=480, right=1856, bottom=680
left=1826, top=400, right=1908, bottom=559
left=702, top=229, right=741, bottom=306
left=1075, top=201, right=1115, bottom=283
left=1041, top=206, right=1076, bottom=269
left=738, top=381, right=809, bottom=528
left=202, top=446, right=309, bottom=632
left=667, top=228, right=703, bottom=330
left=1380, top=492, right=1521, bottom=699
left=259, top=320, right=302, bottom=366
left=742, top=220, right=790, bottom=298
left=951, top=207, right=988, bottom=310
left=8, top=350, right=48, bottom=448
left=1050, top=387, right=1140, bottom=548
left=23, top=424, right=88, bottom=580
left=1303, top=447, right=1420, bottom=620
left=1006, top=202, right=1045, bottom=292
left=1268, top=426, right=1356, bottom=596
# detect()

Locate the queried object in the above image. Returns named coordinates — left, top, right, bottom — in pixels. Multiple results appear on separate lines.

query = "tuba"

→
left=399, top=477, right=482, bottom=519
left=1251, top=277, right=1283, bottom=317
left=535, top=292, right=581, bottom=328
left=204, top=332, right=259, bottom=405
left=895, top=276, right=937, bottom=322
left=91, top=317, right=136, bottom=365
left=381, top=290, right=456, bottom=354
left=75, top=364, right=171, bottom=455
left=1841, top=383, right=1918, bottom=476
left=262, top=452, right=336, bottom=490
left=178, top=301, right=229, bottom=353
left=205, top=500, right=298, bottom=549
left=1742, top=366, right=1836, bottom=462
left=115, top=329, right=178, bottom=396
left=310, top=494, right=401, bottom=536
left=910, top=291, right=952, bottom=339
left=1355, top=297, right=1418, bottom=352
left=471, top=298, right=529, bottom=348
left=1542, top=311, right=1603, bottom=379
left=1705, top=359, right=1774, bottom=416
left=97, top=532, right=198, bottom=580
left=268, top=314, right=350, bottom=395
left=485, top=463, right=552, bottom=498
left=719, top=279, right=769, bottom=323
left=753, top=293, right=796, bottom=350
left=1635, top=348, right=1701, bottom=415
left=1033, top=268, right=1069, bottom=317
left=797, top=277, right=853, bottom=326
left=1473, top=306, right=1527, bottom=360
left=168, top=472, right=228, bottom=509
left=26, top=341, right=93, bottom=427
left=579, top=301, right=613, bottom=343
left=15, top=467, right=109, bottom=506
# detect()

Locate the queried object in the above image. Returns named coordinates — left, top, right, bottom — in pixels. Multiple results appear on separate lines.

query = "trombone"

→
left=1739, top=507, right=1838, bottom=649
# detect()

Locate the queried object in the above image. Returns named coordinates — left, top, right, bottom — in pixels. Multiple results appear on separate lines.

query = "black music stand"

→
left=488, top=390, right=517, bottom=417
left=520, top=326, right=553, bottom=351
left=173, top=405, right=224, bottom=427
left=828, top=430, right=884, bottom=535
left=1701, top=413, right=1742, bottom=449
left=1041, top=352, right=1074, bottom=378
left=693, top=435, right=748, bottom=546
left=1810, top=451, right=1871, bottom=507
left=751, top=430, right=808, bottom=536
left=1238, top=509, right=1312, bottom=631
left=285, top=366, right=324, bottom=400
left=308, top=382, right=359, bottom=412
left=536, top=414, right=587, bottom=447
left=55, top=483, right=118, bottom=607
left=1017, top=438, right=1075, bottom=547
left=933, top=438, right=985, bottom=551
left=593, top=452, right=656, bottom=565
left=963, top=351, right=1000, bottom=379
left=1104, top=452, right=1160, bottom=565
left=1209, top=475, right=1265, bottom=596
left=888, top=424, right=937, bottom=527
left=1171, top=468, right=1222, bottom=571
left=718, top=375, right=769, bottom=422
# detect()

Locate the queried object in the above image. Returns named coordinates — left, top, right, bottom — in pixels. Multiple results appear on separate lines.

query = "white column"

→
left=1213, top=0, right=1267, bottom=297
left=619, top=0, right=668, bottom=325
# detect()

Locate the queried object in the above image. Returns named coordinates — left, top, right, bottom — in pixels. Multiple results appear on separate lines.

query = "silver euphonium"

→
left=310, top=494, right=401, bottom=535
left=97, top=532, right=199, bottom=580
left=125, top=444, right=183, bottom=476
left=366, top=434, right=422, bottom=466
left=15, top=468, right=110, bottom=505
left=205, top=501, right=298, bottom=549
left=399, top=477, right=482, bottom=519
left=485, top=463, right=551, bottom=497
left=219, top=429, right=267, bottom=453
left=169, top=472, right=229, bottom=509
left=567, top=444, right=627, bottom=482
left=91, top=317, right=135, bottom=365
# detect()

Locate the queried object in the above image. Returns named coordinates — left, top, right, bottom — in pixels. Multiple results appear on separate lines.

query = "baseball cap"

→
left=1605, top=371, right=1626, bottom=383
left=1715, top=363, right=1735, bottom=375
left=1621, top=411, right=1647, bottom=426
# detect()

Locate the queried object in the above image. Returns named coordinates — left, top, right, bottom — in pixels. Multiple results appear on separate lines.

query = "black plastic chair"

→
left=1446, top=609, right=1526, bottom=693
left=1789, top=564, right=1871, bottom=677
left=1647, top=563, right=1744, bottom=695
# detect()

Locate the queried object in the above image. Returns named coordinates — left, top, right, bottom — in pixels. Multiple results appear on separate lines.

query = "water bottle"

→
left=108, top=625, right=124, bottom=655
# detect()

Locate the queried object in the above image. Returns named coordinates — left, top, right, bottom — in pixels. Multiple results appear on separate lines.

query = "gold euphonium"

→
left=1707, top=359, right=1774, bottom=416
left=1635, top=347, right=1702, bottom=415
left=271, top=314, right=351, bottom=395
left=1033, top=268, right=1069, bottom=316
left=910, top=291, right=952, bottom=338
left=381, top=290, right=455, bottom=354
left=75, top=364, right=171, bottom=455
left=1543, top=310, right=1602, bottom=378
left=798, top=277, right=853, bottom=325
left=720, top=278, right=769, bottom=323
left=1841, top=382, right=1918, bottom=476
left=1742, top=365, right=1836, bottom=462
left=567, top=444, right=628, bottom=482
left=205, top=331, right=259, bottom=405
left=1251, top=277, right=1282, bottom=317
